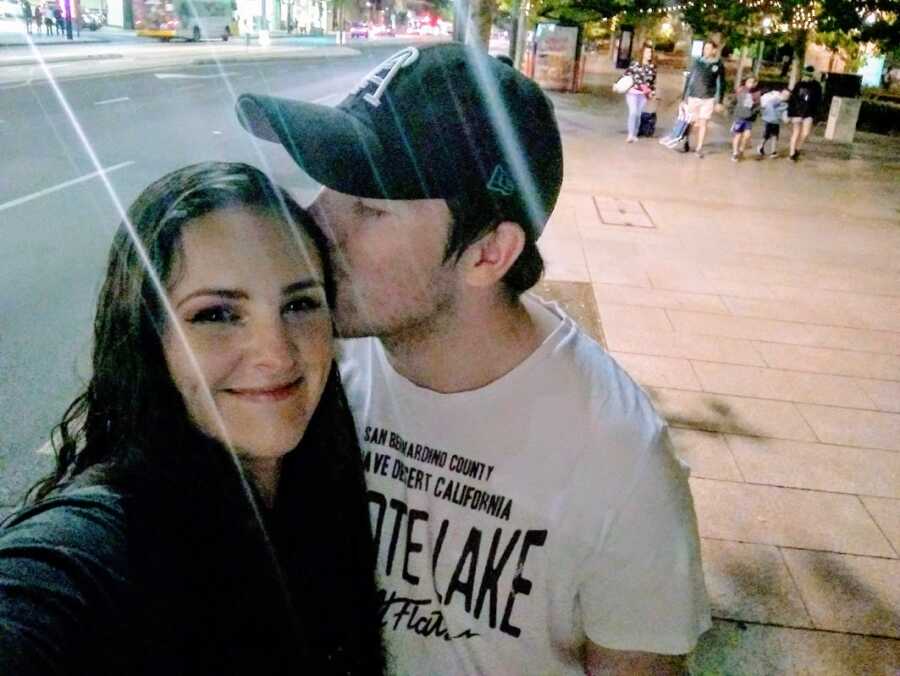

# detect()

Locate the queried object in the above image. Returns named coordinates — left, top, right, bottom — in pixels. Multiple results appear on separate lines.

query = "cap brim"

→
left=236, top=93, right=393, bottom=198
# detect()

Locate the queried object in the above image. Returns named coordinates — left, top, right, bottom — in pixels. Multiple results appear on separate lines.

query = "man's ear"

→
left=459, top=222, right=526, bottom=289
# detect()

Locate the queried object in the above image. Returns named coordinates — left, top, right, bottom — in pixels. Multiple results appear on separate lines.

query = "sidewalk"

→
left=540, top=64, right=900, bottom=673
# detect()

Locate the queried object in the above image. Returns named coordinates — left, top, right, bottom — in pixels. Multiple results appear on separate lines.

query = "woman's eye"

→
left=284, top=297, right=323, bottom=314
left=189, top=305, right=237, bottom=324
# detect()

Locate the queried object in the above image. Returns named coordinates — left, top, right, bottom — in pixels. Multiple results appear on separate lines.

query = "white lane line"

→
left=0, top=161, right=134, bottom=213
left=155, top=72, right=235, bottom=80
left=94, top=96, right=130, bottom=106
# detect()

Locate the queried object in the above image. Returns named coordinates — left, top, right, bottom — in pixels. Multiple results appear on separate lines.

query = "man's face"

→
left=703, top=42, right=716, bottom=59
left=310, top=188, right=460, bottom=340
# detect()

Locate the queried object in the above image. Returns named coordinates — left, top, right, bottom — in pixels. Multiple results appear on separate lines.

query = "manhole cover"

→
left=593, top=196, right=655, bottom=228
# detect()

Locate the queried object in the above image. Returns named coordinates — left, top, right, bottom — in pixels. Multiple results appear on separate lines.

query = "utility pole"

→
left=513, top=0, right=526, bottom=68
left=260, top=0, right=270, bottom=46
left=64, top=0, right=73, bottom=39
left=452, top=0, right=468, bottom=43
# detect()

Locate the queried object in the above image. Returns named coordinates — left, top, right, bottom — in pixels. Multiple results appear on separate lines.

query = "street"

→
left=0, top=43, right=417, bottom=506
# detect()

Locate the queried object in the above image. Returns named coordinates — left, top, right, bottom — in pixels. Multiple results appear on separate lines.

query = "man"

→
left=237, top=43, right=710, bottom=675
left=22, top=0, right=33, bottom=34
left=680, top=40, right=726, bottom=157
left=787, top=65, right=823, bottom=161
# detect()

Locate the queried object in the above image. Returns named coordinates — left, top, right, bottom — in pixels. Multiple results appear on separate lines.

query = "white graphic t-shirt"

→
left=338, top=295, right=711, bottom=675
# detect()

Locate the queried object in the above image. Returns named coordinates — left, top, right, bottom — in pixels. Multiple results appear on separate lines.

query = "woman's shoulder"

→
left=1, top=484, right=128, bottom=571
left=0, top=485, right=131, bottom=674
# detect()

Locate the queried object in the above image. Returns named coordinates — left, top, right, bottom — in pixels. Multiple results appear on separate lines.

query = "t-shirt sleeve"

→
left=0, top=491, right=129, bottom=675
left=578, top=424, right=712, bottom=655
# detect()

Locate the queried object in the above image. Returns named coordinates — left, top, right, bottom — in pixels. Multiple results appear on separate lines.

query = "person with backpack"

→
left=787, top=65, right=823, bottom=161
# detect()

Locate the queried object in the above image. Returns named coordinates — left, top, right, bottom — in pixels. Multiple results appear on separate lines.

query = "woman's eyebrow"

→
left=283, top=279, right=324, bottom=295
left=176, top=289, right=247, bottom=308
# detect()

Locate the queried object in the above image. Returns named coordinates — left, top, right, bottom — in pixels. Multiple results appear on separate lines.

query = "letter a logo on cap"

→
left=487, top=164, right=516, bottom=197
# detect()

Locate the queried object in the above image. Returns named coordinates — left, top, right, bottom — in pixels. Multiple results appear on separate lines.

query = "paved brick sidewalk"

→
left=542, top=67, right=900, bottom=674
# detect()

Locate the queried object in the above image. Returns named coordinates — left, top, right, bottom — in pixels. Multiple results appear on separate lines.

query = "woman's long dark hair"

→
left=28, top=162, right=384, bottom=674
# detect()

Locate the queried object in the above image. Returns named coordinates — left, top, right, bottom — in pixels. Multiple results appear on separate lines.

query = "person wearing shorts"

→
left=787, top=66, right=822, bottom=161
left=679, top=40, right=726, bottom=157
left=758, top=89, right=790, bottom=157
left=730, top=76, right=759, bottom=161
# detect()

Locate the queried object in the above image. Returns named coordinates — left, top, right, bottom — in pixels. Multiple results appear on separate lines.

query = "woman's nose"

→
left=246, top=318, right=297, bottom=372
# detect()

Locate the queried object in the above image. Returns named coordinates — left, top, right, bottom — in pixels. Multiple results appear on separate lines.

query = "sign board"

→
left=532, top=22, right=579, bottom=91
left=614, top=26, right=634, bottom=69
left=691, top=39, right=704, bottom=58
left=858, top=54, right=885, bottom=88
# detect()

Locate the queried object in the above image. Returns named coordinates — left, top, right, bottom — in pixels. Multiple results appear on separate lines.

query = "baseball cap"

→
left=235, top=42, right=563, bottom=236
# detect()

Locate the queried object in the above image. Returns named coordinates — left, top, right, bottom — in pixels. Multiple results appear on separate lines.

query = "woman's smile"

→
left=224, top=376, right=305, bottom=403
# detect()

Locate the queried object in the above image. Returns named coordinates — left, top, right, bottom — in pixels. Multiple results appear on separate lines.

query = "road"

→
left=0, top=43, right=414, bottom=507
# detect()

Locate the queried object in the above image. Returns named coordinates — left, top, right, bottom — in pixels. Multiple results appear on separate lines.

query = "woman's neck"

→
left=240, top=457, right=282, bottom=509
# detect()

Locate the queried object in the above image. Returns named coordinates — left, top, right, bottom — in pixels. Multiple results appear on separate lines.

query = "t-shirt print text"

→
left=364, top=425, right=549, bottom=641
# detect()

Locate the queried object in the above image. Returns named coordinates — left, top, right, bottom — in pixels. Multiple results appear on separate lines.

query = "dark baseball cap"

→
left=235, top=42, right=563, bottom=236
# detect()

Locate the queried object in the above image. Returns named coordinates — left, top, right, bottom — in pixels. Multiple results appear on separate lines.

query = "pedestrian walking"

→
left=757, top=88, right=790, bottom=157
left=44, top=11, right=55, bottom=35
left=679, top=40, right=726, bottom=157
left=623, top=42, right=657, bottom=143
left=730, top=76, right=760, bottom=161
left=53, top=6, right=64, bottom=35
left=787, top=65, right=823, bottom=161
left=33, top=6, right=42, bottom=34
left=23, top=0, right=33, bottom=34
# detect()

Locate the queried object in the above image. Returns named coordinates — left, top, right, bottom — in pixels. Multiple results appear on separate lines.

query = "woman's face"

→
left=642, top=46, right=652, bottom=64
left=162, top=206, right=333, bottom=465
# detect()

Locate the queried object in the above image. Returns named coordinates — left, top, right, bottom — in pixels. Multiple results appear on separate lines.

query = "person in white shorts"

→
left=680, top=40, right=726, bottom=157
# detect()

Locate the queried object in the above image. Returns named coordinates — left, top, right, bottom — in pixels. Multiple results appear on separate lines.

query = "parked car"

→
left=371, top=24, right=394, bottom=38
left=349, top=21, right=368, bottom=39
left=79, top=9, right=103, bottom=30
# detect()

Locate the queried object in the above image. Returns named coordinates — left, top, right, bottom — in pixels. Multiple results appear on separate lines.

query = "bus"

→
left=134, top=0, right=235, bottom=41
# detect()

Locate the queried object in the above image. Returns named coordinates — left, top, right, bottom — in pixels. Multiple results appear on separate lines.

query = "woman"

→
left=0, top=162, right=384, bottom=675
left=787, top=65, right=823, bottom=161
left=623, top=42, right=657, bottom=143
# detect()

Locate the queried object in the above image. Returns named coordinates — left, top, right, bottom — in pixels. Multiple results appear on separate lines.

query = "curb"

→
left=0, top=52, right=122, bottom=67
left=191, top=45, right=360, bottom=65
left=0, top=45, right=359, bottom=71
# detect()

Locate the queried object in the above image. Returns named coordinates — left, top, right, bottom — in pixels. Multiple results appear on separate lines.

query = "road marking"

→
left=177, top=83, right=205, bottom=92
left=154, top=72, right=235, bottom=80
left=94, top=96, right=130, bottom=106
left=35, top=439, right=53, bottom=455
left=212, top=130, right=223, bottom=135
left=0, top=161, right=134, bottom=213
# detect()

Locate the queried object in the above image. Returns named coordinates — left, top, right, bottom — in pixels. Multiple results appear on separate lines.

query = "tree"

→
left=679, top=0, right=897, bottom=85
